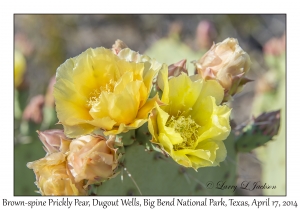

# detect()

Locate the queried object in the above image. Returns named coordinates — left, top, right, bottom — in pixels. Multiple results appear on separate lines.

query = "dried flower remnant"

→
left=67, top=135, right=118, bottom=186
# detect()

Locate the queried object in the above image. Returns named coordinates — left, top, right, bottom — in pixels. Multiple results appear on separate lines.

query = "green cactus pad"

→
left=235, top=110, right=280, bottom=153
left=235, top=130, right=275, bottom=153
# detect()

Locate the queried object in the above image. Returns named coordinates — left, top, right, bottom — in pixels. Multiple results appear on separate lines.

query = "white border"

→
left=2, top=1, right=299, bottom=209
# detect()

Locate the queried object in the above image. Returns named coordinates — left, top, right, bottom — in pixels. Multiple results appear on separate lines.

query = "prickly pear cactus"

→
left=23, top=37, right=282, bottom=196
left=96, top=110, right=280, bottom=196
left=235, top=110, right=281, bottom=153
left=92, top=37, right=281, bottom=196
left=96, top=124, right=237, bottom=195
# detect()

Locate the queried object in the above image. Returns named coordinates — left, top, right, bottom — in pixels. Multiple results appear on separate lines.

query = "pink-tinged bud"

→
left=67, top=135, right=118, bottom=186
left=22, top=95, right=45, bottom=124
left=155, top=59, right=188, bottom=91
left=168, top=59, right=188, bottom=78
left=112, top=39, right=128, bottom=55
left=37, top=129, right=71, bottom=155
left=194, top=38, right=252, bottom=102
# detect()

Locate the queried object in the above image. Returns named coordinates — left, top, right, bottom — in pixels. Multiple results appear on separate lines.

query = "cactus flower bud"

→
left=155, top=59, right=188, bottom=92
left=67, top=135, right=118, bottom=185
left=168, top=59, right=188, bottom=79
left=194, top=38, right=252, bottom=102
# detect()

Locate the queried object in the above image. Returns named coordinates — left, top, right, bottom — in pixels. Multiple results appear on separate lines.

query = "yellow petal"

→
left=170, top=150, right=192, bottom=168
left=136, top=94, right=160, bottom=119
left=72, top=50, right=100, bottom=97
left=63, top=123, right=96, bottom=138
left=88, top=117, right=116, bottom=130
left=198, top=80, right=224, bottom=105
left=109, top=81, right=141, bottom=124
left=196, top=97, right=231, bottom=143
left=158, top=133, right=173, bottom=154
left=114, top=71, right=134, bottom=93
left=157, top=67, right=169, bottom=104
left=104, top=119, right=148, bottom=135
left=148, top=109, right=159, bottom=142
left=167, top=74, right=202, bottom=116
left=143, top=62, right=165, bottom=95
left=189, top=96, right=214, bottom=126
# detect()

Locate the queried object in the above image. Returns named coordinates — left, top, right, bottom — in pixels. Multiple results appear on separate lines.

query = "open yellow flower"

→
left=54, top=47, right=165, bottom=137
left=148, top=68, right=231, bottom=170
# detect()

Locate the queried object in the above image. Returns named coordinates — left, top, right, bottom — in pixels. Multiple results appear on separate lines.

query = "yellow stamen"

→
left=87, top=80, right=116, bottom=107
left=166, top=115, right=200, bottom=150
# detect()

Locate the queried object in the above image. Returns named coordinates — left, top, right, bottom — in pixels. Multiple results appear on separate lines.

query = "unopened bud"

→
left=168, top=59, right=188, bottom=78
left=155, top=59, right=188, bottom=91
left=194, top=38, right=252, bottom=102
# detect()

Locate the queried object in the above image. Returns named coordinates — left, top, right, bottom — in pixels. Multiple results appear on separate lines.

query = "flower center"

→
left=166, top=115, right=201, bottom=150
left=87, top=80, right=116, bottom=107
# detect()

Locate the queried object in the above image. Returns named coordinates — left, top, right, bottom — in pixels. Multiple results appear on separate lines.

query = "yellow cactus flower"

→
left=14, top=50, right=26, bottom=88
left=67, top=135, right=118, bottom=186
left=27, top=152, right=86, bottom=195
left=148, top=68, right=231, bottom=170
left=54, top=47, right=165, bottom=137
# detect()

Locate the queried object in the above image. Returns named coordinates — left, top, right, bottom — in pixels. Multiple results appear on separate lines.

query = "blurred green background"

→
left=14, top=14, right=286, bottom=195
